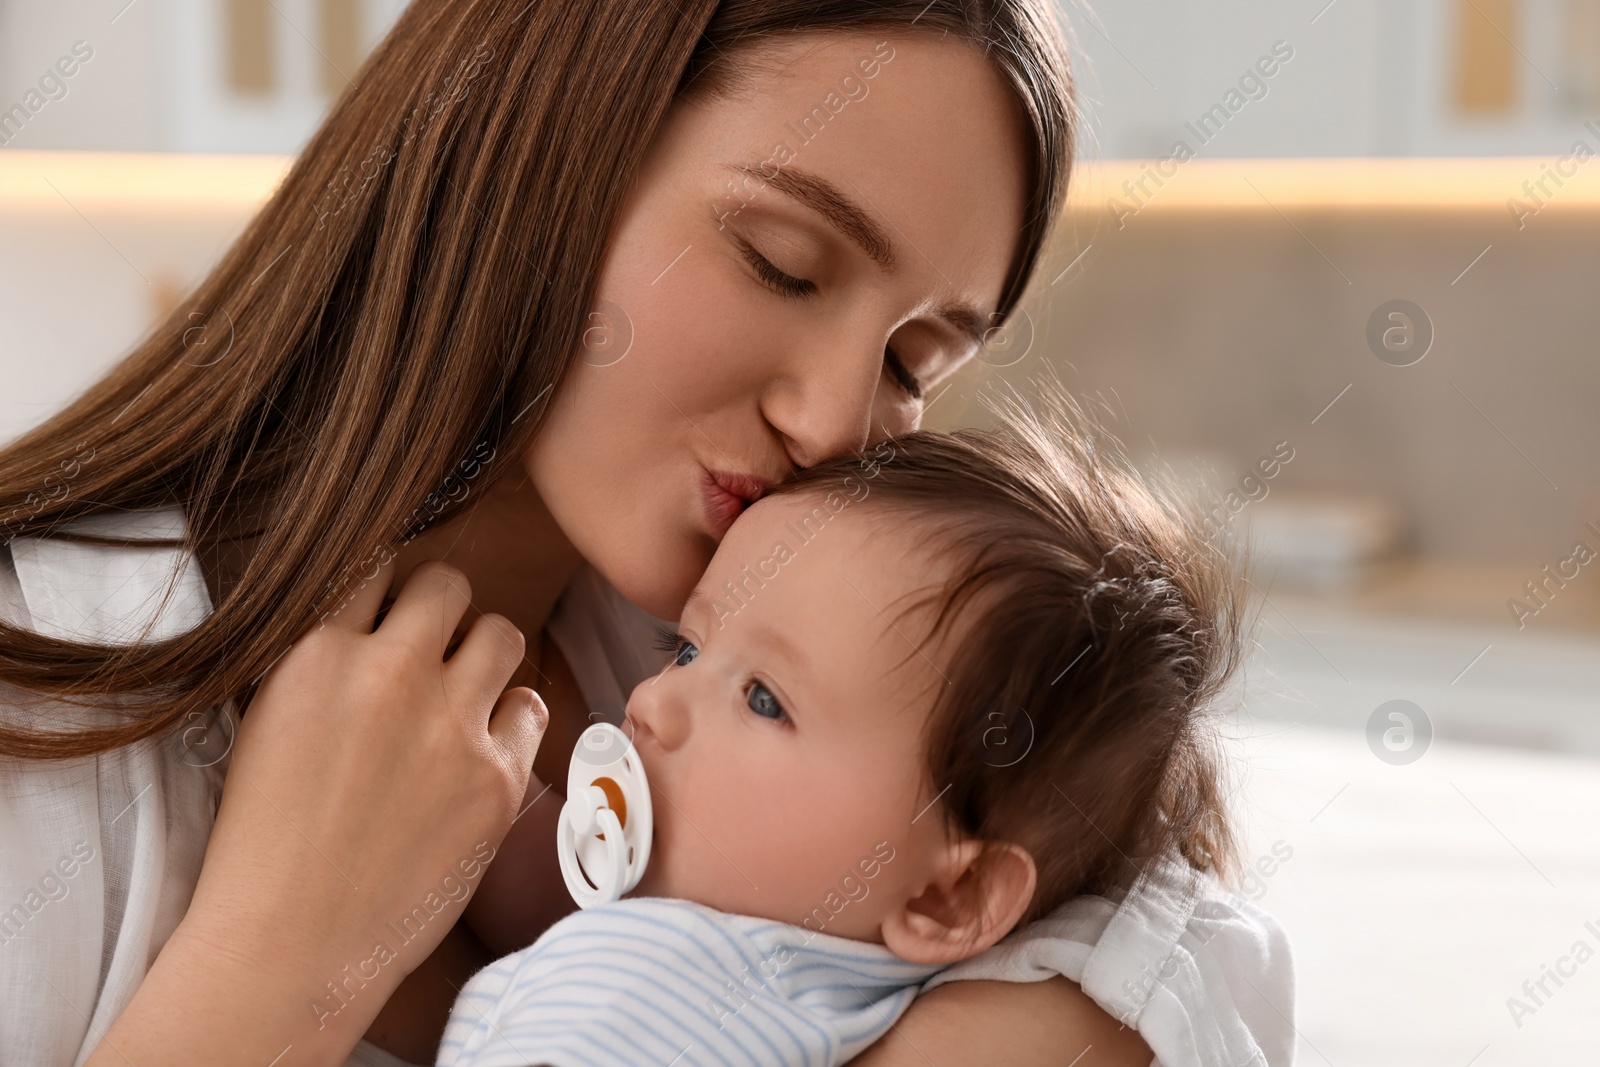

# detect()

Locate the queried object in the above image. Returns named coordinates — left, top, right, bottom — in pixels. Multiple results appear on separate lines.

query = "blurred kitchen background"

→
left=2, top=2, right=1598, bottom=1065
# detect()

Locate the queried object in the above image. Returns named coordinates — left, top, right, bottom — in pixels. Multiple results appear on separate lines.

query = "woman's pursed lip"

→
left=697, top=467, right=764, bottom=537
left=707, top=469, right=769, bottom=504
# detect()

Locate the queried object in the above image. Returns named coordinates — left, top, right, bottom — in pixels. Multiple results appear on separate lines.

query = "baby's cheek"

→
left=644, top=775, right=820, bottom=918
left=636, top=786, right=741, bottom=902
left=645, top=750, right=913, bottom=926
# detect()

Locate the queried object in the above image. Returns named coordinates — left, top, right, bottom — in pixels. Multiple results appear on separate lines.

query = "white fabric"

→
left=347, top=1034, right=426, bottom=1067
left=0, top=508, right=232, bottom=1067
left=926, top=857, right=1295, bottom=1067
left=543, top=563, right=673, bottom=728
left=0, top=507, right=417, bottom=1067
left=436, top=897, right=943, bottom=1067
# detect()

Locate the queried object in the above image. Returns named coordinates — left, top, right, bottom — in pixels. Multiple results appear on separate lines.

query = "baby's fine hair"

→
left=769, top=379, right=1245, bottom=925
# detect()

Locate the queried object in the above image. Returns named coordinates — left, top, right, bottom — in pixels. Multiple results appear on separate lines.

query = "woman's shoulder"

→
left=0, top=508, right=233, bottom=1067
left=0, top=536, right=28, bottom=631
left=5, top=505, right=213, bottom=644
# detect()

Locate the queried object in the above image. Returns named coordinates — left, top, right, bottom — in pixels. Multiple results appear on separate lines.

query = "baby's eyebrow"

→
left=741, top=618, right=807, bottom=680
left=680, top=588, right=708, bottom=622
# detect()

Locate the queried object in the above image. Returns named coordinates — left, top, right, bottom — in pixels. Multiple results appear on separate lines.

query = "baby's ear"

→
left=879, top=838, right=1037, bottom=965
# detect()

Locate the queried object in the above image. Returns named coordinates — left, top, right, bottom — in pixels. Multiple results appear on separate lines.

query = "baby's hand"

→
left=463, top=769, right=577, bottom=955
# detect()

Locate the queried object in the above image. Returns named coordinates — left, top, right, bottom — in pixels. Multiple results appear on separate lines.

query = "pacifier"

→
left=556, top=722, right=653, bottom=909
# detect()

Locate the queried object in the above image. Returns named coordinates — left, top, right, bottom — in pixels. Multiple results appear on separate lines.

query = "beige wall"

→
left=947, top=158, right=1600, bottom=564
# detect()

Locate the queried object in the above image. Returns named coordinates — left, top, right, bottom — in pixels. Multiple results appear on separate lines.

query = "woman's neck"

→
left=389, top=468, right=585, bottom=645
left=197, top=467, right=585, bottom=649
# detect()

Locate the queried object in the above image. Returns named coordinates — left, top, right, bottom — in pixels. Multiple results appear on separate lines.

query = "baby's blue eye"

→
left=673, top=639, right=699, bottom=668
left=746, top=682, right=788, bottom=722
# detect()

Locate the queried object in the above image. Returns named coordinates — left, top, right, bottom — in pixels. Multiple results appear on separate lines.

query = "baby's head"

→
left=623, top=389, right=1243, bottom=965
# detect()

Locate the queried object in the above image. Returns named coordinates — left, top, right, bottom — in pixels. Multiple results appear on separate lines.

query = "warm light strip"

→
left=0, top=151, right=290, bottom=210
left=2, top=150, right=1597, bottom=214
left=1066, top=156, right=1600, bottom=211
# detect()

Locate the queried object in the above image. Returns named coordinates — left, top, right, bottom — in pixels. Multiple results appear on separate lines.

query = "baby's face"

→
left=622, top=492, right=955, bottom=941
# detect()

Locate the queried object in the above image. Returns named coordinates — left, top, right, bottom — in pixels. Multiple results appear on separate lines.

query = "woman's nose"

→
left=761, top=338, right=881, bottom=469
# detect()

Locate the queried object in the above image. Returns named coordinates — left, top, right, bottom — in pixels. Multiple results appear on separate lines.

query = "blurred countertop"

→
left=1263, top=557, right=1600, bottom=634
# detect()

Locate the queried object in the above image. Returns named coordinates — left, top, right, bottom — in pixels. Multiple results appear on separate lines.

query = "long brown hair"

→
left=772, top=379, right=1245, bottom=916
left=0, top=0, right=1076, bottom=759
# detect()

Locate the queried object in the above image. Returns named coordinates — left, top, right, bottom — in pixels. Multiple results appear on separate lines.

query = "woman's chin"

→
left=595, top=537, right=712, bottom=622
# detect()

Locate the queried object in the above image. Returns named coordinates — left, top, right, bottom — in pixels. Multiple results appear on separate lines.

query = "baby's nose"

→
left=625, top=684, right=691, bottom=752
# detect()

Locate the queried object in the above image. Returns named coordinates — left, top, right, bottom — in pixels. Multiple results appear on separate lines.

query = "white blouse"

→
left=0, top=507, right=1294, bottom=1067
left=0, top=508, right=229, bottom=1067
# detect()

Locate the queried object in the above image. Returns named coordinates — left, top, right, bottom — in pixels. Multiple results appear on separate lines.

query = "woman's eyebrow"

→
left=734, top=164, right=897, bottom=271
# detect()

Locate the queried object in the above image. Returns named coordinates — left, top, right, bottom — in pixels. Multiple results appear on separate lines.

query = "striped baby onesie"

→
left=436, top=897, right=945, bottom=1067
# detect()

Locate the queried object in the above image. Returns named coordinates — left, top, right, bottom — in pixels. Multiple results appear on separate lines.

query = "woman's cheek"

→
left=628, top=254, right=765, bottom=381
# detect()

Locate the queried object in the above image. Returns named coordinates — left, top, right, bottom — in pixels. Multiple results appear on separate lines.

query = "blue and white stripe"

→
left=436, top=897, right=944, bottom=1067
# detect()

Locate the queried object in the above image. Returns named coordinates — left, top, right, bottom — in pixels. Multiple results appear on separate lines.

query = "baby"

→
left=436, top=390, right=1243, bottom=1067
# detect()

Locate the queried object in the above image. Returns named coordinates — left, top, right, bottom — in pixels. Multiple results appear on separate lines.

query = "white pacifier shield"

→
left=557, top=722, right=653, bottom=909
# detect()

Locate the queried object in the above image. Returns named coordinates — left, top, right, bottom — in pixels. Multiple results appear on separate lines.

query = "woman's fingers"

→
left=381, top=559, right=475, bottom=657
left=448, top=611, right=528, bottom=719
left=488, top=686, right=548, bottom=771
left=319, top=554, right=397, bottom=633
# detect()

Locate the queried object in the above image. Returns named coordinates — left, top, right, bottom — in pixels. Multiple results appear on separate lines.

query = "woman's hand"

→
left=88, top=559, right=547, bottom=1067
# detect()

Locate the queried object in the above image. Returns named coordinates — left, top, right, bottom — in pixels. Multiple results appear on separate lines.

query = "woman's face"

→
left=527, top=31, right=1029, bottom=619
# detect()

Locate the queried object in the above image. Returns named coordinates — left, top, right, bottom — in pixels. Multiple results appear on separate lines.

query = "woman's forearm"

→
left=85, top=912, right=398, bottom=1067
left=851, top=977, right=1153, bottom=1067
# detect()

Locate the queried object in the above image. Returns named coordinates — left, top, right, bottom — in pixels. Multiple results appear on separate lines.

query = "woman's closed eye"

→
left=883, top=345, right=923, bottom=400
left=733, top=237, right=925, bottom=400
left=745, top=680, right=790, bottom=724
left=734, top=236, right=815, bottom=299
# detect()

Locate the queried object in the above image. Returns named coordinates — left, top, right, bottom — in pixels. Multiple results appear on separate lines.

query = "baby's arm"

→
left=850, top=976, right=1151, bottom=1067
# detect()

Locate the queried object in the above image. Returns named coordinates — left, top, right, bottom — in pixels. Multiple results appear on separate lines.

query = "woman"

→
left=0, top=1, right=1291, bottom=1065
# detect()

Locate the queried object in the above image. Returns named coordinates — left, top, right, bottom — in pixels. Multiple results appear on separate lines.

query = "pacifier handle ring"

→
left=619, top=745, right=652, bottom=883
left=558, top=801, right=627, bottom=908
